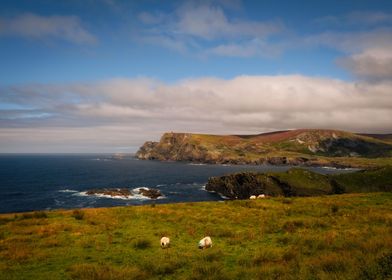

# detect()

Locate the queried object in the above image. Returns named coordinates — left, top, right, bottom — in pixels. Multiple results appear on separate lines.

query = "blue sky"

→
left=1, top=0, right=390, bottom=84
left=0, top=0, right=391, bottom=152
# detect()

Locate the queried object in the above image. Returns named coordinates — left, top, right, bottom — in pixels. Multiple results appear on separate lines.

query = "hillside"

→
left=359, top=133, right=392, bottom=143
left=0, top=193, right=391, bottom=279
left=205, top=166, right=392, bottom=199
left=136, top=129, right=392, bottom=167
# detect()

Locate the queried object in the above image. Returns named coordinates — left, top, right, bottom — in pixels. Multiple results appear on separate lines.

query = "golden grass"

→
left=0, top=193, right=391, bottom=279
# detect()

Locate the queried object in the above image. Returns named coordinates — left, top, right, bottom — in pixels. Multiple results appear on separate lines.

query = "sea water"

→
left=0, top=154, right=356, bottom=213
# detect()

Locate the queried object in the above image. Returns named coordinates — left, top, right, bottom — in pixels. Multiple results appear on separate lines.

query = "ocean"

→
left=0, top=154, right=355, bottom=213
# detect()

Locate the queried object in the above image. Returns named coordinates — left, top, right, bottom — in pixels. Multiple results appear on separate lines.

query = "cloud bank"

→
left=1, top=75, right=392, bottom=152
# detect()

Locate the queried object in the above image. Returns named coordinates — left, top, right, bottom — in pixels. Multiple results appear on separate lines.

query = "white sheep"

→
left=160, top=237, right=170, bottom=248
left=257, top=194, right=266, bottom=199
left=249, top=195, right=256, bottom=200
left=198, top=236, right=212, bottom=249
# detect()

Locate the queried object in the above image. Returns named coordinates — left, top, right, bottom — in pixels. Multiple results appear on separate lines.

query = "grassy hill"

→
left=0, top=193, right=391, bottom=279
left=359, top=133, right=392, bottom=144
left=136, top=129, right=392, bottom=168
left=205, top=166, right=392, bottom=199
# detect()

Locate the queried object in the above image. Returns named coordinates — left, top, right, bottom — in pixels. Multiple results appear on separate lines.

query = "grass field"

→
left=0, top=193, right=391, bottom=279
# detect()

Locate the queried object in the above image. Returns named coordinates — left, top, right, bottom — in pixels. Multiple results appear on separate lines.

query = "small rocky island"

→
left=85, top=187, right=162, bottom=199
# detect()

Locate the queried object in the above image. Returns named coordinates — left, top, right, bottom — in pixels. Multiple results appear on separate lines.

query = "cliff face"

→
left=136, top=129, right=392, bottom=166
left=136, top=133, right=210, bottom=161
left=205, top=167, right=392, bottom=199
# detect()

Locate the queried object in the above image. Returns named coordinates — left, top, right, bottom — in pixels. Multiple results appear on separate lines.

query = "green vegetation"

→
left=333, top=166, right=392, bottom=193
left=136, top=129, right=392, bottom=168
left=206, top=166, right=392, bottom=199
left=0, top=193, right=391, bottom=279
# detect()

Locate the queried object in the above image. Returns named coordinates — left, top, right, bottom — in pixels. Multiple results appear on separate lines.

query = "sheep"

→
left=257, top=194, right=266, bottom=199
left=160, top=237, right=170, bottom=249
left=249, top=195, right=256, bottom=200
left=198, top=236, right=212, bottom=249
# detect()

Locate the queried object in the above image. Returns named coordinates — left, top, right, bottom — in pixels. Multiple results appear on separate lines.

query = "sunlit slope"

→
left=136, top=129, right=392, bottom=167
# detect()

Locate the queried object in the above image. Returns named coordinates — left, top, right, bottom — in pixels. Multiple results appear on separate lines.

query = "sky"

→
left=0, top=0, right=391, bottom=153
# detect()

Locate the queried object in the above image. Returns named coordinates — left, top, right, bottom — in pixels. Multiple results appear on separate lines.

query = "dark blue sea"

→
left=0, top=154, right=356, bottom=213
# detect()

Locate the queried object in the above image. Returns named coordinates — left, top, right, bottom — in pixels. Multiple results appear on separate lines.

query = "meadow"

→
left=0, top=193, right=391, bottom=279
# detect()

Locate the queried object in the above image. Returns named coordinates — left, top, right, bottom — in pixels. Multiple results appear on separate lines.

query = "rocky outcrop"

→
left=136, top=141, right=159, bottom=160
left=86, top=188, right=132, bottom=198
left=205, top=170, right=329, bottom=199
left=138, top=188, right=162, bottom=199
left=136, top=133, right=209, bottom=161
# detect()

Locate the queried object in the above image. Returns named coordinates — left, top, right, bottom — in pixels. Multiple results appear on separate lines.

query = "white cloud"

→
left=174, top=2, right=283, bottom=40
left=338, top=48, right=392, bottom=81
left=136, top=1, right=284, bottom=57
left=1, top=75, right=392, bottom=152
left=0, top=13, right=97, bottom=44
left=301, top=28, right=392, bottom=79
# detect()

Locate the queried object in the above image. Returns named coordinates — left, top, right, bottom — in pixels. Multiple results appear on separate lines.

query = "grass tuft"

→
left=331, top=204, right=339, bottom=214
left=71, top=209, right=85, bottom=220
left=132, top=238, right=152, bottom=250
left=68, top=263, right=146, bottom=280
left=19, top=211, right=48, bottom=220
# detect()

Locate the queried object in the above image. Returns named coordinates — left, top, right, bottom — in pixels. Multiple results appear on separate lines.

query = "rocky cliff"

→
left=136, top=129, right=392, bottom=167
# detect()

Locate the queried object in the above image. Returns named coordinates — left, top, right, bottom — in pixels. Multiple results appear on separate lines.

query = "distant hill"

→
left=136, top=129, right=392, bottom=167
left=358, top=133, right=392, bottom=143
